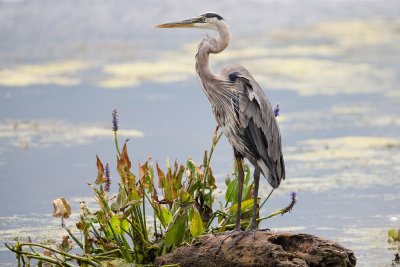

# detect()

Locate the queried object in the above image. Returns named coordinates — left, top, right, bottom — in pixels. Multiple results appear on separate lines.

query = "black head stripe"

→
left=229, top=71, right=241, bottom=82
left=201, top=12, right=224, bottom=21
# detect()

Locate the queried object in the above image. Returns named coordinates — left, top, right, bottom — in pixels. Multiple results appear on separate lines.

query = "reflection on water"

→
left=1, top=0, right=400, bottom=266
left=0, top=61, right=91, bottom=87
left=1, top=20, right=398, bottom=96
left=0, top=119, right=144, bottom=150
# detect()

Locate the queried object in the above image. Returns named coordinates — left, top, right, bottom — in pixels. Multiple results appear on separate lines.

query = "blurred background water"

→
left=0, top=0, right=400, bottom=265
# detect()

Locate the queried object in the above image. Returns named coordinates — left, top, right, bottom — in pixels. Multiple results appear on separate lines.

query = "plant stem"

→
left=107, top=222, right=133, bottom=263
left=202, top=132, right=223, bottom=197
left=114, top=131, right=121, bottom=157
left=259, top=189, right=274, bottom=210
left=65, top=227, right=83, bottom=249
left=5, top=243, right=97, bottom=266
left=212, top=208, right=286, bottom=231
left=142, top=193, right=148, bottom=241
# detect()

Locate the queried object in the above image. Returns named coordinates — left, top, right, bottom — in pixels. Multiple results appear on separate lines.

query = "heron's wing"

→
left=230, top=70, right=285, bottom=188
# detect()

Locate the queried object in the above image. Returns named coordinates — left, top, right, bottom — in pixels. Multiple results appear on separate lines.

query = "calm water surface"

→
left=0, top=0, right=400, bottom=265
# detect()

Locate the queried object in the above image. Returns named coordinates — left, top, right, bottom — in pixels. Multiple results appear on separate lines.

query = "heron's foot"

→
left=217, top=228, right=242, bottom=250
left=227, top=229, right=257, bottom=250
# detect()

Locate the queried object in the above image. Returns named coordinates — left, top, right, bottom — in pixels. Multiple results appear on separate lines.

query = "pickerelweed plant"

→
left=6, top=107, right=296, bottom=266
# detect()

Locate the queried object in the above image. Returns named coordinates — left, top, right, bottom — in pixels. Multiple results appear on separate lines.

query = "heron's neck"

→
left=195, top=23, right=230, bottom=80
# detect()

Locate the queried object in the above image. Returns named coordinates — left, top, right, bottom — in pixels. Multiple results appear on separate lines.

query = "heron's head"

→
left=154, top=12, right=226, bottom=31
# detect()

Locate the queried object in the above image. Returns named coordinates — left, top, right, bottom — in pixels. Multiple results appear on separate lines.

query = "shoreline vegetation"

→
left=5, top=107, right=296, bottom=266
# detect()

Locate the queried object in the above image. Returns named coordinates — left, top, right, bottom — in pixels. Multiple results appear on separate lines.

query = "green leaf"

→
left=186, top=159, right=196, bottom=175
left=84, top=214, right=98, bottom=224
left=388, top=228, right=400, bottom=242
left=179, top=186, right=192, bottom=203
left=190, top=208, right=204, bottom=238
left=164, top=213, right=187, bottom=247
left=162, top=206, right=172, bottom=225
left=225, top=178, right=238, bottom=203
left=131, top=187, right=141, bottom=203
left=122, top=199, right=141, bottom=209
left=244, top=164, right=251, bottom=185
left=120, top=219, right=130, bottom=233
left=229, top=198, right=260, bottom=213
left=109, top=215, right=121, bottom=235
left=174, top=165, right=185, bottom=190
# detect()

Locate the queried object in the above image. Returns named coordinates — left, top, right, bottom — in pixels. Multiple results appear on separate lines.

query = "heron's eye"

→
left=200, top=17, right=205, bottom=22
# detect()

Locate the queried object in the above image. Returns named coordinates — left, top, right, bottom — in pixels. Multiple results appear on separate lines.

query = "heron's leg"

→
left=226, top=166, right=260, bottom=248
left=235, top=157, right=244, bottom=231
left=249, top=167, right=260, bottom=239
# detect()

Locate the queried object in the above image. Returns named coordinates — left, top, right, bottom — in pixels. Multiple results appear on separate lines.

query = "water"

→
left=0, top=0, right=400, bottom=265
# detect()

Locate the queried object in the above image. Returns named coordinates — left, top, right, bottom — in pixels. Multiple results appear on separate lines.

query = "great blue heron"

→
left=155, top=13, right=285, bottom=242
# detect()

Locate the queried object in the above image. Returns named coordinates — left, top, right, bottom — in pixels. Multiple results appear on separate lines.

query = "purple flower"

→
left=281, top=191, right=297, bottom=215
left=112, top=107, right=119, bottom=131
left=290, top=191, right=297, bottom=205
left=104, top=162, right=112, bottom=192
left=274, top=104, right=280, bottom=117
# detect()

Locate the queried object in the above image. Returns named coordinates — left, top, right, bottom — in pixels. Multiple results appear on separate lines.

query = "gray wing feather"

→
left=221, top=64, right=285, bottom=188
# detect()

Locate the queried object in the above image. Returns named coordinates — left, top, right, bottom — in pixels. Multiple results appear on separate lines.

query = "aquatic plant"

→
left=5, top=108, right=296, bottom=266
left=388, top=228, right=400, bottom=264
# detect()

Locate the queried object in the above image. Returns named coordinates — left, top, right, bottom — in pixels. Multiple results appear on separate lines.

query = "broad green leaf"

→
left=120, top=219, right=130, bottom=233
left=388, top=228, right=400, bottom=242
left=162, top=206, right=172, bottom=225
left=131, top=187, right=141, bottom=202
left=179, top=186, right=192, bottom=203
left=164, top=213, right=187, bottom=247
left=109, top=215, right=121, bottom=235
left=244, top=164, right=251, bottom=185
left=229, top=198, right=260, bottom=213
left=225, top=178, right=238, bottom=203
left=190, top=208, right=203, bottom=238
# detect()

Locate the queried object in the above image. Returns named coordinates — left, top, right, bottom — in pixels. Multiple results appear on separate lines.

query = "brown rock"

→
left=155, top=231, right=356, bottom=267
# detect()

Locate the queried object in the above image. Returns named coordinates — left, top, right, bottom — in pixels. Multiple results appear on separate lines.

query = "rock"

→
left=155, top=231, right=356, bottom=267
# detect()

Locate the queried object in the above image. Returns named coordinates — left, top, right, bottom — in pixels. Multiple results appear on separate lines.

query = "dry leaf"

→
left=156, top=161, right=165, bottom=188
left=43, top=248, right=52, bottom=256
left=120, top=140, right=132, bottom=170
left=57, top=236, right=74, bottom=252
left=139, top=157, right=152, bottom=188
left=118, top=140, right=132, bottom=184
left=95, top=155, right=106, bottom=184
left=151, top=185, right=160, bottom=209
left=52, top=197, right=71, bottom=219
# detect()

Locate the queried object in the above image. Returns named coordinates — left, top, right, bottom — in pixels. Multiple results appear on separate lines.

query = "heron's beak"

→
left=154, top=18, right=197, bottom=28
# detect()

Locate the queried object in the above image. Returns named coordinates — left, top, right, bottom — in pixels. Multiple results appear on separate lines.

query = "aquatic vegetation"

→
left=388, top=228, right=400, bottom=264
left=5, top=108, right=296, bottom=266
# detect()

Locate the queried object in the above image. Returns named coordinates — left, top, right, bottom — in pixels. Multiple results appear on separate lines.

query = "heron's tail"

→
left=257, top=156, right=285, bottom=189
